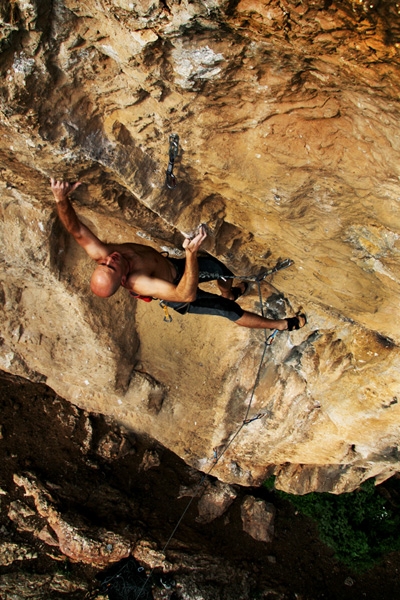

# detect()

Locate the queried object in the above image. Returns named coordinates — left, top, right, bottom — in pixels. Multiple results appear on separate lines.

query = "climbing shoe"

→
left=286, top=314, right=307, bottom=331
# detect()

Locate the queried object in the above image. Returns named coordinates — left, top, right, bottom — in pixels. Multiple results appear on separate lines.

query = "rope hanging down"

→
left=133, top=260, right=294, bottom=600
left=211, top=277, right=276, bottom=464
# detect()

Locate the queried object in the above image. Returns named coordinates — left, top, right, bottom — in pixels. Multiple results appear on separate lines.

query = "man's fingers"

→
left=71, top=182, right=82, bottom=193
left=190, top=233, right=204, bottom=247
left=199, top=224, right=208, bottom=235
left=182, top=224, right=208, bottom=251
left=195, top=230, right=207, bottom=244
left=193, top=226, right=208, bottom=241
left=50, top=179, right=64, bottom=190
left=50, top=180, right=82, bottom=195
left=198, top=226, right=208, bottom=243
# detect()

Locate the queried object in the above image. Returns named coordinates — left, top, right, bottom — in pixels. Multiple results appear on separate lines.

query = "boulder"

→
left=241, top=496, right=276, bottom=543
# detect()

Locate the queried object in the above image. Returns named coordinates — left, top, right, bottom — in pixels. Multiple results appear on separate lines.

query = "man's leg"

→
left=174, top=290, right=306, bottom=331
left=195, top=257, right=306, bottom=329
left=234, top=311, right=306, bottom=330
left=217, top=278, right=235, bottom=298
left=196, top=255, right=241, bottom=299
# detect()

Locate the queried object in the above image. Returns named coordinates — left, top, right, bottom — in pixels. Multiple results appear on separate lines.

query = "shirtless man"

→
left=50, top=179, right=306, bottom=331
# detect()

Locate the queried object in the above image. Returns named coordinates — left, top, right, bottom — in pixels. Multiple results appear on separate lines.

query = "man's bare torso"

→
left=101, top=242, right=177, bottom=292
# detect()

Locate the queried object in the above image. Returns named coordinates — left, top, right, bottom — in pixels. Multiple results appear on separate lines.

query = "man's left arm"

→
left=51, top=179, right=109, bottom=261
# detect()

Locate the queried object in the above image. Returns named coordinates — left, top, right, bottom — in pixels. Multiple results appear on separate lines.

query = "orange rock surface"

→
left=1, top=0, right=399, bottom=493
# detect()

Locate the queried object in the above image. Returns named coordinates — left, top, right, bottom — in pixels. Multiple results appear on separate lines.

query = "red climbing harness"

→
left=129, top=291, right=153, bottom=303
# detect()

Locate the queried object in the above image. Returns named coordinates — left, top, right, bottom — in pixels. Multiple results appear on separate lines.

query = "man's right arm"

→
left=51, top=179, right=109, bottom=261
left=127, top=225, right=208, bottom=302
left=175, top=225, right=207, bottom=301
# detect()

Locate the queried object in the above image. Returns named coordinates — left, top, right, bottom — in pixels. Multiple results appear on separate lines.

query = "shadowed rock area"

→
left=1, top=0, right=400, bottom=494
left=1, top=371, right=400, bottom=599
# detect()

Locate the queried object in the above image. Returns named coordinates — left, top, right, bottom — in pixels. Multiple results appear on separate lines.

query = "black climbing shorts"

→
left=165, top=256, right=245, bottom=322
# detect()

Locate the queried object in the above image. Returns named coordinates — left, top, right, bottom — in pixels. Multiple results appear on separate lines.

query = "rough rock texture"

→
left=241, top=495, right=276, bottom=543
left=0, top=541, right=37, bottom=566
left=2, top=372, right=400, bottom=600
left=0, top=572, right=88, bottom=598
left=179, top=478, right=238, bottom=523
left=1, top=0, right=400, bottom=493
left=13, top=472, right=132, bottom=567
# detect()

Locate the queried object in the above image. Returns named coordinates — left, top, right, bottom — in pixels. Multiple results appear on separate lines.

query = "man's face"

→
left=97, top=252, right=124, bottom=276
left=91, top=252, right=126, bottom=297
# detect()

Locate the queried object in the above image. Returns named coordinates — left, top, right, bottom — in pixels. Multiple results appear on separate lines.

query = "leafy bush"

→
left=264, top=477, right=400, bottom=570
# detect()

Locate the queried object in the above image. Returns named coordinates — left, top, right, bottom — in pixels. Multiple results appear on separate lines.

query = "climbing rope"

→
left=211, top=277, right=275, bottom=464
left=134, top=260, right=294, bottom=600
left=198, top=258, right=294, bottom=283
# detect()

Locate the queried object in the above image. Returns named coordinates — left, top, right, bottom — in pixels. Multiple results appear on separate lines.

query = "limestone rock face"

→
left=1, top=0, right=400, bottom=493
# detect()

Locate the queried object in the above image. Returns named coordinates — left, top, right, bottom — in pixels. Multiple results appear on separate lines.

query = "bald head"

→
left=90, top=266, right=121, bottom=298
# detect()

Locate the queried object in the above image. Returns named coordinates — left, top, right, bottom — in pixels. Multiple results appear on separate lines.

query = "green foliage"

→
left=264, top=477, right=400, bottom=570
left=263, top=475, right=276, bottom=491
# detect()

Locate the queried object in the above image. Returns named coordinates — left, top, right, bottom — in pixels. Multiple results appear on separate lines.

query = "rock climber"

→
left=50, top=179, right=306, bottom=331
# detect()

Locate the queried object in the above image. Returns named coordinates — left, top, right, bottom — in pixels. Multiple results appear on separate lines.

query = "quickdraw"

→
left=160, top=300, right=173, bottom=323
left=243, top=412, right=267, bottom=425
left=266, top=329, right=278, bottom=345
left=166, top=133, right=179, bottom=189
